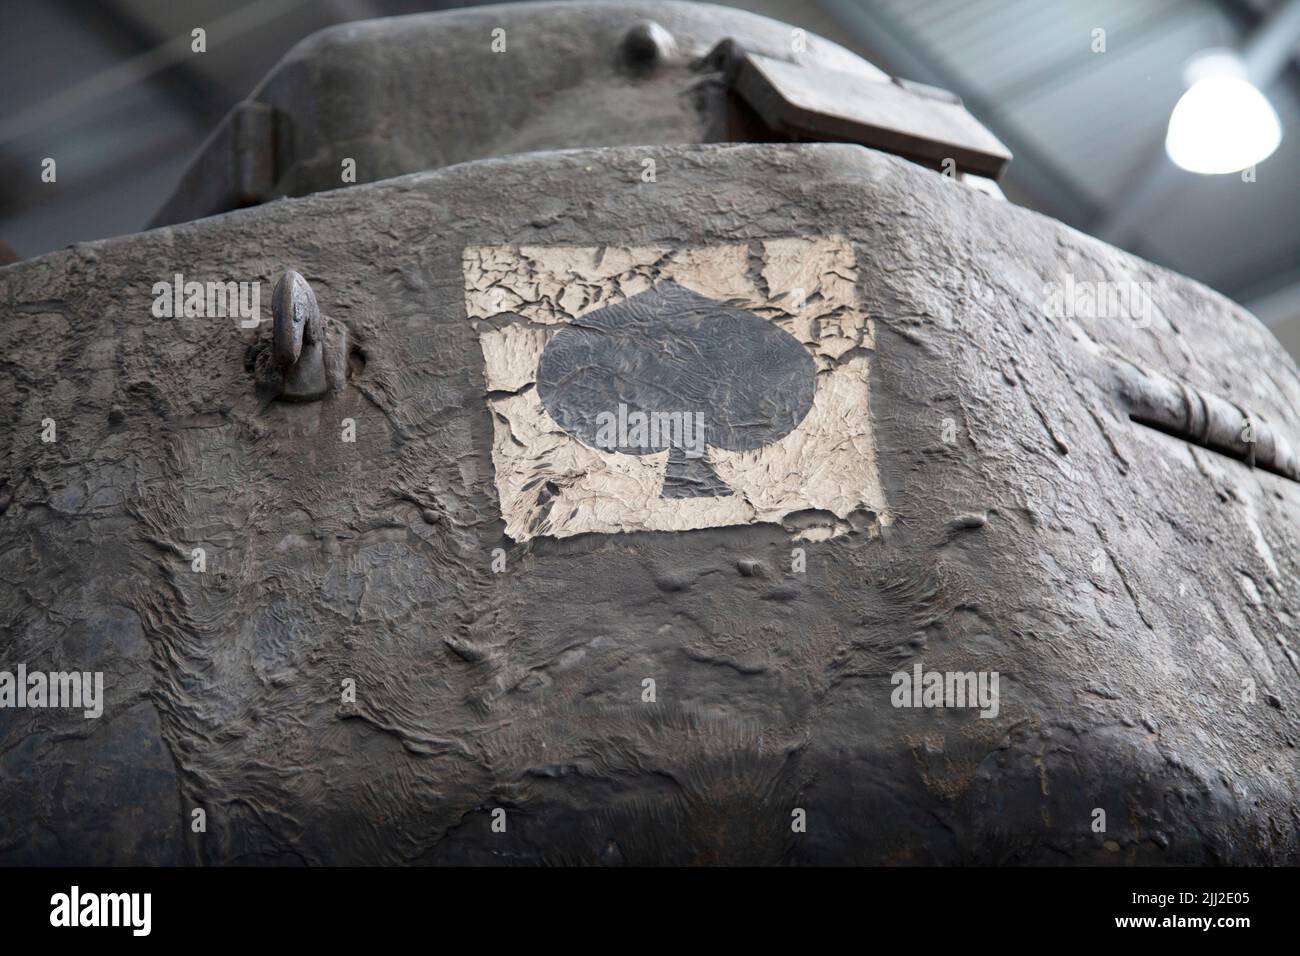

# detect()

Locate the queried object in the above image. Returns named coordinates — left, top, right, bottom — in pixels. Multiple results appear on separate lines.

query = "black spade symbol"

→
left=537, top=281, right=816, bottom=498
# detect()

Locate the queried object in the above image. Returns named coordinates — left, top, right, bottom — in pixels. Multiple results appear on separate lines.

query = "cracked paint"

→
left=463, top=237, right=890, bottom=541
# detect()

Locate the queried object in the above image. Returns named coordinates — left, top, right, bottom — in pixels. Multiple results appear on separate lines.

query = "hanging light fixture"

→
left=1166, top=49, right=1283, bottom=174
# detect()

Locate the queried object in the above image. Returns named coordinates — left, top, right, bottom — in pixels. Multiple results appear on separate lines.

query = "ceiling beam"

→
left=1242, top=0, right=1300, bottom=82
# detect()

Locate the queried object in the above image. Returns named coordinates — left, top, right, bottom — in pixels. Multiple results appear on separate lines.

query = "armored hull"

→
left=1, top=4, right=1297, bottom=866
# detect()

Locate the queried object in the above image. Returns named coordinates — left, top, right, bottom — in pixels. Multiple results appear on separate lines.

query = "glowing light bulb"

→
left=1165, top=51, right=1282, bottom=175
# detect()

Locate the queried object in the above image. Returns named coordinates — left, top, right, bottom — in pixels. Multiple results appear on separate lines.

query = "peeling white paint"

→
left=463, top=238, right=890, bottom=541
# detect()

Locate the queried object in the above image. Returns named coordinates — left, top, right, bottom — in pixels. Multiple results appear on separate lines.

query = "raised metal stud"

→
left=621, top=20, right=678, bottom=70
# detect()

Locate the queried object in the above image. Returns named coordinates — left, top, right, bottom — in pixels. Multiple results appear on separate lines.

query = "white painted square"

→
left=462, top=237, right=888, bottom=541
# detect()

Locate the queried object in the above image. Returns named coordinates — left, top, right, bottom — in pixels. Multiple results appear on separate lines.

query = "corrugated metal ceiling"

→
left=833, top=0, right=1300, bottom=310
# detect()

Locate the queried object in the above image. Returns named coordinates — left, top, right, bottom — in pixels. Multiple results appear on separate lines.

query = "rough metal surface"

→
left=152, top=0, right=874, bottom=225
left=148, top=1, right=1008, bottom=227
left=2, top=142, right=1298, bottom=865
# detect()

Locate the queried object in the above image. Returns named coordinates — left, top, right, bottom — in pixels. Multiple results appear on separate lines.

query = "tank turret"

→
left=1, top=1, right=1297, bottom=867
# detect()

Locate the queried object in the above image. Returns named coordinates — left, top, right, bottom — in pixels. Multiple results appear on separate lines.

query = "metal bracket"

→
left=704, top=40, right=1012, bottom=179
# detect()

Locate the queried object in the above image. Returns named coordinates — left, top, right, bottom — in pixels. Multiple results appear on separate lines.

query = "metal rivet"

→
left=621, top=20, right=678, bottom=69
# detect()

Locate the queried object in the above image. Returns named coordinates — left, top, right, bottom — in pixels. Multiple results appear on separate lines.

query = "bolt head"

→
left=621, top=20, right=678, bottom=69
